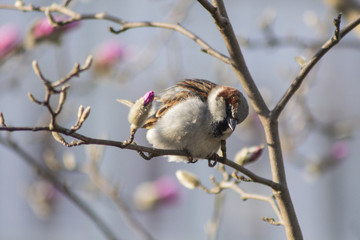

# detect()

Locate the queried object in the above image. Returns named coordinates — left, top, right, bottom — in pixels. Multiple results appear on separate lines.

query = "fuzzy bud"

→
left=127, top=91, right=154, bottom=129
left=175, top=170, right=201, bottom=189
left=234, top=145, right=264, bottom=166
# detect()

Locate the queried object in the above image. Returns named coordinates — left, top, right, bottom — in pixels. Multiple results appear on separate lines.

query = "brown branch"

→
left=197, top=0, right=216, bottom=14
left=108, top=21, right=230, bottom=64
left=199, top=0, right=303, bottom=239
left=0, top=3, right=230, bottom=65
left=0, top=137, right=118, bottom=240
left=272, top=14, right=360, bottom=119
left=0, top=124, right=278, bottom=189
left=86, top=146, right=154, bottom=240
left=195, top=173, right=283, bottom=225
left=220, top=181, right=283, bottom=225
left=199, top=0, right=269, bottom=118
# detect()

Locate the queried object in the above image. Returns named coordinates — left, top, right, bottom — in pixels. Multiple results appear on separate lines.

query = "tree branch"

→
left=199, top=0, right=269, bottom=118
left=0, top=3, right=230, bottom=65
left=86, top=146, right=154, bottom=240
left=0, top=124, right=278, bottom=189
left=199, top=1, right=303, bottom=239
left=272, top=14, right=360, bottom=119
left=0, top=136, right=118, bottom=240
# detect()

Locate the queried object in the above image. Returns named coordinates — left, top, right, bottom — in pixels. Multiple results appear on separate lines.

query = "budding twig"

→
left=333, top=13, right=342, bottom=42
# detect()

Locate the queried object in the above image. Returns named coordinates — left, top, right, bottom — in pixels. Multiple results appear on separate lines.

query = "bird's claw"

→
left=207, top=153, right=219, bottom=167
left=184, top=150, right=197, bottom=163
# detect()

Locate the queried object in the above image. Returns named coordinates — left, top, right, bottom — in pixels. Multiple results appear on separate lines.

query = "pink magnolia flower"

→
left=93, top=40, right=125, bottom=73
left=25, top=17, right=80, bottom=48
left=154, top=177, right=179, bottom=204
left=331, top=141, right=349, bottom=160
left=0, top=24, right=21, bottom=59
left=33, top=17, right=79, bottom=39
left=133, top=176, right=179, bottom=211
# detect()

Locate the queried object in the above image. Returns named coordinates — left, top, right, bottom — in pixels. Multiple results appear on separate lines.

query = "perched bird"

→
left=117, top=91, right=155, bottom=146
left=142, top=79, right=249, bottom=163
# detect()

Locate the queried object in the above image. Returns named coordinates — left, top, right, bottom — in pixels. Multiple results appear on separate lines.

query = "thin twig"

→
left=205, top=193, right=225, bottom=240
left=87, top=146, right=154, bottom=240
left=272, top=13, right=360, bottom=119
left=0, top=3, right=230, bottom=65
left=0, top=137, right=118, bottom=240
left=219, top=181, right=283, bottom=225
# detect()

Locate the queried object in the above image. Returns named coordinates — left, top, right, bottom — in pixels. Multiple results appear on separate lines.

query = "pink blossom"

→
left=32, top=17, right=80, bottom=39
left=133, top=176, right=179, bottom=211
left=331, top=141, right=349, bottom=160
left=94, top=40, right=125, bottom=70
left=33, top=18, right=55, bottom=38
left=0, top=24, right=20, bottom=59
left=154, top=177, right=179, bottom=204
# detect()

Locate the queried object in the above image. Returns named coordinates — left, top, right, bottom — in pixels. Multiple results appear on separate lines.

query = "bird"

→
left=139, top=78, right=249, bottom=164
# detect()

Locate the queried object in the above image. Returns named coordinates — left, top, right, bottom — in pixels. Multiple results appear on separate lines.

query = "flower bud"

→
left=175, top=170, right=201, bottom=189
left=234, top=145, right=264, bottom=166
left=0, top=24, right=21, bottom=59
left=93, top=40, right=125, bottom=74
left=133, top=177, right=179, bottom=211
left=25, top=17, right=80, bottom=49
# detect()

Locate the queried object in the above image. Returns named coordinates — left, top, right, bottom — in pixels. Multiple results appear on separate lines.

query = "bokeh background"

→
left=1, top=0, right=360, bottom=239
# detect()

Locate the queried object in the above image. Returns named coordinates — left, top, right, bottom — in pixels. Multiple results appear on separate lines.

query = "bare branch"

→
left=197, top=0, right=216, bottom=14
left=262, top=217, right=283, bottom=226
left=195, top=174, right=283, bottom=225
left=109, top=21, right=230, bottom=64
left=0, top=112, right=6, bottom=127
left=0, top=3, right=230, bottom=65
left=272, top=14, right=360, bottom=119
left=0, top=124, right=278, bottom=189
left=202, top=0, right=269, bottom=117
left=51, top=55, right=93, bottom=88
left=0, top=137, right=118, bottom=240
left=220, top=181, right=283, bottom=225
left=32, top=60, right=50, bottom=85
left=86, top=146, right=154, bottom=240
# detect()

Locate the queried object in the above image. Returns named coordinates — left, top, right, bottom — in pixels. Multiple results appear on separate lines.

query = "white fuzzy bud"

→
left=175, top=170, right=201, bottom=189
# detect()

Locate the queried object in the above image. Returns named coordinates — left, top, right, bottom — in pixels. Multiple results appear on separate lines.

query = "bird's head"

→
left=208, top=86, right=249, bottom=132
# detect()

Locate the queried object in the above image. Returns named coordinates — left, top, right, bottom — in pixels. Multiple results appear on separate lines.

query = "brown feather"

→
left=143, top=79, right=219, bottom=129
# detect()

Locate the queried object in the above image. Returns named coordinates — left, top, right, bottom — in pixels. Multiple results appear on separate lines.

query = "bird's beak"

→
left=227, top=117, right=237, bottom=131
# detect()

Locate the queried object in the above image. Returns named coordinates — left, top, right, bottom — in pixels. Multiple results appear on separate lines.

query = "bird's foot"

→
left=207, top=153, right=219, bottom=167
left=184, top=150, right=197, bottom=163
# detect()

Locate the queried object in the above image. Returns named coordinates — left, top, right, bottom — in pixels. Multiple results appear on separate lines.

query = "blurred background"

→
left=1, top=0, right=360, bottom=239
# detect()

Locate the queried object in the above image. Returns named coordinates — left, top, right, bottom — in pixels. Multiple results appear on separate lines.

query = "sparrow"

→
left=143, top=79, right=249, bottom=163
left=117, top=91, right=155, bottom=146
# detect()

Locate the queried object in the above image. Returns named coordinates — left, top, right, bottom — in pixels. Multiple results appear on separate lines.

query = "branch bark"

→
left=272, top=14, right=360, bottom=119
left=0, top=125, right=278, bottom=189
left=201, top=0, right=303, bottom=239
left=0, top=3, right=230, bottom=64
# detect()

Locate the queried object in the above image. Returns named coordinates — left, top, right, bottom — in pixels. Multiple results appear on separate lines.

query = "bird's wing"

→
left=143, top=79, right=217, bottom=129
